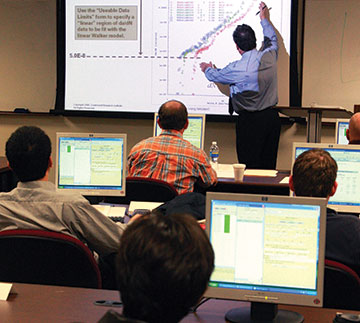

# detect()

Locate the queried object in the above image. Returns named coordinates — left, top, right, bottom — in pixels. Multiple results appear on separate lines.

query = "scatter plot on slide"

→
left=151, top=0, right=288, bottom=113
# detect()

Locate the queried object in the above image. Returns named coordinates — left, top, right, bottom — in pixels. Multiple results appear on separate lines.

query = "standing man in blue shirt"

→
left=200, top=2, right=280, bottom=169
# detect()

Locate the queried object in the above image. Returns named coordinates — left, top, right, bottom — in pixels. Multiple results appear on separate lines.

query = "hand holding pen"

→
left=256, top=2, right=271, bottom=19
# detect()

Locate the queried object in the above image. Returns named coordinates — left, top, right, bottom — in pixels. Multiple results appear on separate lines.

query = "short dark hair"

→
left=233, top=24, right=256, bottom=51
left=292, top=149, right=337, bottom=197
left=116, top=213, right=214, bottom=323
left=158, top=100, right=188, bottom=131
left=6, top=126, right=51, bottom=182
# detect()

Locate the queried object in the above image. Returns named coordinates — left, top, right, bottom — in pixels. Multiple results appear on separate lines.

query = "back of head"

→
left=158, top=100, right=188, bottom=131
left=292, top=149, right=337, bottom=197
left=116, top=213, right=214, bottom=323
left=6, top=126, right=51, bottom=182
left=233, top=24, right=256, bottom=52
left=348, top=113, right=360, bottom=142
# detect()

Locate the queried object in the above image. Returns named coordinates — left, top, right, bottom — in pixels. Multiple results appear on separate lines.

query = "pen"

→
left=256, top=6, right=272, bottom=15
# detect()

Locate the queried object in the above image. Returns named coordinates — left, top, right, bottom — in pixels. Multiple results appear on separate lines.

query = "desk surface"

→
left=1, top=283, right=359, bottom=323
left=218, top=169, right=289, bottom=185
left=211, top=170, right=290, bottom=196
left=276, top=106, right=352, bottom=119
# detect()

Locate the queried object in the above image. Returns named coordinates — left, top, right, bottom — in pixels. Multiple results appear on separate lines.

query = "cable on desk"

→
left=190, top=297, right=210, bottom=312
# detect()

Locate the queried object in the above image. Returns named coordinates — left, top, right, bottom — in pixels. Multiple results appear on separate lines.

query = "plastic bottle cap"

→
left=212, top=141, right=217, bottom=145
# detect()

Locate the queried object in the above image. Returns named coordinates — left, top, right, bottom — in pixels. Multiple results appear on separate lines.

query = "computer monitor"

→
left=292, top=142, right=360, bottom=213
left=153, top=113, right=205, bottom=149
left=205, top=192, right=326, bottom=323
left=335, top=119, right=349, bottom=144
left=55, top=132, right=126, bottom=196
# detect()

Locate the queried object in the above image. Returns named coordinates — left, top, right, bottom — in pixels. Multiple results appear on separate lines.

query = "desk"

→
left=1, top=283, right=119, bottom=322
left=208, top=170, right=290, bottom=196
left=185, top=299, right=360, bottom=323
left=2, top=283, right=359, bottom=323
left=276, top=106, right=352, bottom=143
left=0, top=156, right=17, bottom=192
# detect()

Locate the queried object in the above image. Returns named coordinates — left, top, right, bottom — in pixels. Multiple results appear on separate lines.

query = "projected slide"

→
left=64, top=0, right=291, bottom=114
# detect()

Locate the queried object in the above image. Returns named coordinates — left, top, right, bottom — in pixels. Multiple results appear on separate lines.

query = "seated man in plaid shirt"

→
left=127, top=100, right=217, bottom=194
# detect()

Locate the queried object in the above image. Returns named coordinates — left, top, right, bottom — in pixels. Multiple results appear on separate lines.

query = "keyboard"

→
left=93, top=204, right=127, bottom=223
left=109, top=216, right=125, bottom=223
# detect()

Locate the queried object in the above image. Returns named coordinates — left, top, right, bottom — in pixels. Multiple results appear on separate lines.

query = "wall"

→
left=0, top=0, right=56, bottom=112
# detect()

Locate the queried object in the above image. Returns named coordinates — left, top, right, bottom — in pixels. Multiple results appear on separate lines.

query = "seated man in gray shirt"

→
left=0, top=126, right=129, bottom=287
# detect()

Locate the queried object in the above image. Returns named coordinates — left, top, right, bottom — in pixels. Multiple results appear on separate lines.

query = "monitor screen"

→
left=205, top=192, right=326, bottom=321
left=153, top=113, right=205, bottom=149
left=293, top=143, right=360, bottom=213
left=335, top=119, right=349, bottom=145
left=55, top=132, right=126, bottom=196
left=55, top=0, right=295, bottom=115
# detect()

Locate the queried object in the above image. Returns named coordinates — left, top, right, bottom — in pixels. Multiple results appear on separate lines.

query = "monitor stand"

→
left=225, top=302, right=304, bottom=323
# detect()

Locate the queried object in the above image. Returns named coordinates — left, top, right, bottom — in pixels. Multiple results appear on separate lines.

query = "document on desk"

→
left=93, top=204, right=127, bottom=218
left=213, top=164, right=278, bottom=178
left=245, top=169, right=278, bottom=177
left=280, top=176, right=290, bottom=184
left=0, top=282, right=13, bottom=301
left=128, top=201, right=163, bottom=214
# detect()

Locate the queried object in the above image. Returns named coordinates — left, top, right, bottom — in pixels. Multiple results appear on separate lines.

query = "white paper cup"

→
left=233, top=164, right=246, bottom=182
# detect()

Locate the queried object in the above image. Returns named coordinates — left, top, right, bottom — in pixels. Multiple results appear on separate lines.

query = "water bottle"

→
left=209, top=141, right=220, bottom=164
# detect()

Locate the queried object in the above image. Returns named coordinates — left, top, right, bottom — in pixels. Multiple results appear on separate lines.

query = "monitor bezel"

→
left=55, top=132, right=127, bottom=196
left=335, top=118, right=350, bottom=145
left=204, top=192, right=327, bottom=308
left=153, top=113, right=206, bottom=150
left=291, top=142, right=360, bottom=213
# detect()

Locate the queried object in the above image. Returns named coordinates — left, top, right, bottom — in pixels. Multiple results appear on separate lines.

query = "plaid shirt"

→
left=127, top=130, right=217, bottom=194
